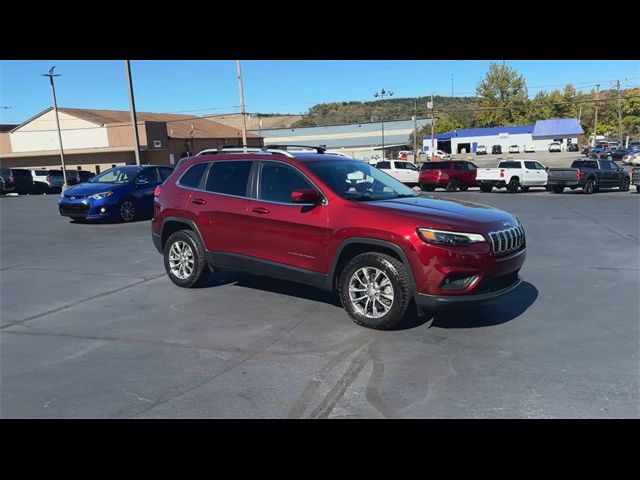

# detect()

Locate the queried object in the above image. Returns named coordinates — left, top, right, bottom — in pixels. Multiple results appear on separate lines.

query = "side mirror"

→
left=545, top=167, right=549, bottom=171
left=291, top=188, right=320, bottom=204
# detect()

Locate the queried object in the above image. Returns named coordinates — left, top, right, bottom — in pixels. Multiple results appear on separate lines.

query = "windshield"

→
left=90, top=166, right=139, bottom=184
left=306, top=160, right=417, bottom=201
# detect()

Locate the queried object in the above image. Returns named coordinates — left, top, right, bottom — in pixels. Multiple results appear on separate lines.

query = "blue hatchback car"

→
left=58, top=165, right=174, bottom=222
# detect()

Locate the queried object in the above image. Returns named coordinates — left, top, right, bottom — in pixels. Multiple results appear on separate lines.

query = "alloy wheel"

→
left=348, top=267, right=394, bottom=319
left=168, top=241, right=195, bottom=280
left=120, top=200, right=135, bottom=222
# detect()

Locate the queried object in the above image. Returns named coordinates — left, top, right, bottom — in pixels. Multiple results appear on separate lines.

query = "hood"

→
left=64, top=182, right=126, bottom=196
left=357, top=195, right=519, bottom=232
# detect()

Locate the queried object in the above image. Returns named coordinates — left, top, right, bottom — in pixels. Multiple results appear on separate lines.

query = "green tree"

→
left=475, top=62, right=529, bottom=127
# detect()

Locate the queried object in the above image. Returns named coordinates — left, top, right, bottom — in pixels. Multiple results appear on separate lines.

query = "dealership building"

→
left=0, top=107, right=262, bottom=174
left=424, top=118, right=584, bottom=154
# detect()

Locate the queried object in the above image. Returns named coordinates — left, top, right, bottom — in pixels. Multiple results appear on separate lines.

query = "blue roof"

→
left=532, top=118, right=584, bottom=137
left=427, top=125, right=534, bottom=140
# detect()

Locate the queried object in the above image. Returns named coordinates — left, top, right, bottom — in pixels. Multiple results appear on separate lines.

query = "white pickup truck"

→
left=476, top=159, right=548, bottom=193
left=375, top=160, right=420, bottom=185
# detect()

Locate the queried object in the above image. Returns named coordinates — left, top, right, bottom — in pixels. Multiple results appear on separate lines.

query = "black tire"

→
left=520, top=186, right=530, bottom=192
left=163, top=230, right=209, bottom=288
left=420, top=184, right=435, bottom=192
left=479, top=184, right=493, bottom=193
left=636, top=185, right=640, bottom=193
left=507, top=177, right=520, bottom=193
left=338, top=252, right=411, bottom=330
left=551, top=186, right=564, bottom=193
left=445, top=178, right=458, bottom=192
left=118, top=197, right=136, bottom=222
left=459, top=185, right=469, bottom=191
left=583, top=178, right=596, bottom=194
left=621, top=177, right=630, bottom=192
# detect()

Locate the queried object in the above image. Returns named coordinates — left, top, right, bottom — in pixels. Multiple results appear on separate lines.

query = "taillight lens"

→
left=154, top=186, right=162, bottom=197
left=576, top=170, right=585, bottom=180
left=499, top=169, right=505, bottom=178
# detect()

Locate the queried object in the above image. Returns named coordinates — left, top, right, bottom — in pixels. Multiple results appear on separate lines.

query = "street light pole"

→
left=374, top=88, right=393, bottom=160
left=124, top=60, right=142, bottom=166
left=236, top=60, right=248, bottom=151
left=42, top=66, right=68, bottom=188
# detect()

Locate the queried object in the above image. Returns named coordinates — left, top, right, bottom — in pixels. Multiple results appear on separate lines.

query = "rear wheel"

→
left=459, top=185, right=469, bottom=191
left=583, top=179, right=596, bottom=194
left=507, top=177, right=520, bottom=193
left=338, top=252, right=411, bottom=330
left=621, top=177, right=630, bottom=191
left=420, top=184, right=435, bottom=192
left=163, top=230, right=209, bottom=288
left=479, top=184, right=493, bottom=193
left=636, top=185, right=640, bottom=193
left=446, top=178, right=458, bottom=192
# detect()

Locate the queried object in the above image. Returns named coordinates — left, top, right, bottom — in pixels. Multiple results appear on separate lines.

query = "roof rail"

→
left=195, top=147, right=295, bottom=158
left=264, top=144, right=326, bottom=154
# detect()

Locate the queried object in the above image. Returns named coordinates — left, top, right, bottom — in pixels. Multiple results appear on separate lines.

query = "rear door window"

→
left=376, top=161, right=391, bottom=169
left=205, top=161, right=252, bottom=197
left=137, top=168, right=160, bottom=183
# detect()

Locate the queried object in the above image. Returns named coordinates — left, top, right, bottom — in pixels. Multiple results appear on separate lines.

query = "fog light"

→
left=100, top=207, right=106, bottom=213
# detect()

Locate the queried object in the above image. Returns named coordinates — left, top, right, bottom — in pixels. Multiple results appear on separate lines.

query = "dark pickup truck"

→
left=547, top=159, right=630, bottom=194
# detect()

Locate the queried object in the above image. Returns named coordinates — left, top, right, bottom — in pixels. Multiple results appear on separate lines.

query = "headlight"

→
left=89, top=191, right=113, bottom=200
left=417, top=228, right=486, bottom=247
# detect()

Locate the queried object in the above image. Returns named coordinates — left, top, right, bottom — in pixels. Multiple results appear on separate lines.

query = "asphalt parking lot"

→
left=1, top=189, right=638, bottom=418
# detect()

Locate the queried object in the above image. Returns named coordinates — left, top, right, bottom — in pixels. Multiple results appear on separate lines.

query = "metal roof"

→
left=428, top=125, right=534, bottom=140
left=532, top=118, right=584, bottom=137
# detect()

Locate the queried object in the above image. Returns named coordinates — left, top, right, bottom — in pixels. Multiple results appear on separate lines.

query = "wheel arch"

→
left=160, top=216, right=205, bottom=251
left=328, top=238, right=417, bottom=291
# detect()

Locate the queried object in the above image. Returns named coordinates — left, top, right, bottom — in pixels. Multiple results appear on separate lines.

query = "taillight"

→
left=46, top=175, right=51, bottom=182
left=499, top=169, right=505, bottom=178
left=154, top=186, right=162, bottom=197
left=576, top=170, right=585, bottom=180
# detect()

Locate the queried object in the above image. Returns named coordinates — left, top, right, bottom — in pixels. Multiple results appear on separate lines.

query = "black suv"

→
left=492, top=145, right=502, bottom=154
left=0, top=167, right=16, bottom=195
left=65, top=170, right=95, bottom=186
left=567, top=143, right=579, bottom=152
left=10, top=168, right=35, bottom=195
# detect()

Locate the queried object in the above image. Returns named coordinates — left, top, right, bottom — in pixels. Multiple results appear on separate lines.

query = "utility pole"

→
left=593, top=84, right=600, bottom=147
left=42, top=66, right=68, bottom=187
left=236, top=60, right=248, bottom=150
left=430, top=94, right=435, bottom=159
left=616, top=79, right=623, bottom=145
left=413, top=99, right=418, bottom=161
left=373, top=88, right=393, bottom=160
left=451, top=74, right=454, bottom=97
left=124, top=60, right=141, bottom=166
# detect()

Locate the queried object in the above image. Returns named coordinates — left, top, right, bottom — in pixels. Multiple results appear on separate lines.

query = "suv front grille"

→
left=488, top=225, right=525, bottom=255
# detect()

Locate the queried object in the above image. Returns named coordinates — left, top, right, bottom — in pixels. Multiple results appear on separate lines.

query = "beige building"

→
left=0, top=108, right=263, bottom=174
left=207, top=113, right=302, bottom=131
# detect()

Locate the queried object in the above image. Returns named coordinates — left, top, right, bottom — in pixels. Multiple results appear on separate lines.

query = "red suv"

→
left=419, top=160, right=478, bottom=192
left=152, top=147, right=526, bottom=330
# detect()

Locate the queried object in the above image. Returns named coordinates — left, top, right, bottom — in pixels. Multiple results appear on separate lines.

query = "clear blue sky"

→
left=1, top=60, right=638, bottom=124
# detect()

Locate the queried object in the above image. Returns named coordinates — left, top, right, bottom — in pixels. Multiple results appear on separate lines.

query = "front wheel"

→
left=459, top=185, right=469, bottom=191
left=119, top=198, right=136, bottom=222
left=636, top=185, right=640, bottom=193
left=445, top=178, right=458, bottom=192
left=420, top=184, right=435, bottom=192
left=520, top=186, right=530, bottom=192
left=338, top=252, right=411, bottom=330
left=164, top=230, right=209, bottom=288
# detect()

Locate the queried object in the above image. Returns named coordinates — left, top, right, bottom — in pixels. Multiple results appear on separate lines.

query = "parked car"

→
left=58, top=165, right=174, bottom=222
left=476, top=145, right=487, bottom=155
left=546, top=159, right=630, bottom=194
left=375, top=160, right=420, bottom=186
left=419, top=160, right=477, bottom=192
left=622, top=152, right=640, bottom=165
left=0, top=167, right=16, bottom=195
left=476, top=160, right=548, bottom=193
left=65, top=170, right=95, bottom=186
left=31, top=169, right=65, bottom=192
left=632, top=167, right=640, bottom=193
left=508, top=145, right=520, bottom=154
left=627, top=141, right=640, bottom=151
left=152, top=148, right=526, bottom=330
left=599, top=148, right=634, bottom=161
left=548, top=142, right=561, bottom=152
left=492, top=145, right=502, bottom=154
left=567, top=143, right=579, bottom=152
left=588, top=146, right=606, bottom=158
left=524, top=145, right=535, bottom=153
left=10, top=168, right=35, bottom=195
left=431, top=150, right=451, bottom=159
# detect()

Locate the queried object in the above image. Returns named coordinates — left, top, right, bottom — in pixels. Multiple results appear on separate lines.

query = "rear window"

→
left=421, top=162, right=450, bottom=170
left=205, top=161, right=252, bottom=197
left=498, top=161, right=520, bottom=169
left=178, top=162, right=208, bottom=189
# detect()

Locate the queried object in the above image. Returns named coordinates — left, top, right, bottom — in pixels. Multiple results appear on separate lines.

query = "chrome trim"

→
left=488, top=224, right=525, bottom=255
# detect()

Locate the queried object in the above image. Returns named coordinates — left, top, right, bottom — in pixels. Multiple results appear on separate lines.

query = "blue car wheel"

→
left=119, top=198, right=136, bottom=222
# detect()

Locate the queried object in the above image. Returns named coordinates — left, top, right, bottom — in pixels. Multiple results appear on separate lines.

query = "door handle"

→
left=192, top=198, right=206, bottom=205
left=251, top=207, right=270, bottom=214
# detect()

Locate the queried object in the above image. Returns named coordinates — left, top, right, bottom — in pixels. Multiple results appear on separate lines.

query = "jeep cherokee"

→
left=152, top=147, right=526, bottom=330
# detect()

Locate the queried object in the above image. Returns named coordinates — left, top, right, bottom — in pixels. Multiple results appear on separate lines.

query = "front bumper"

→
left=58, top=197, right=116, bottom=220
